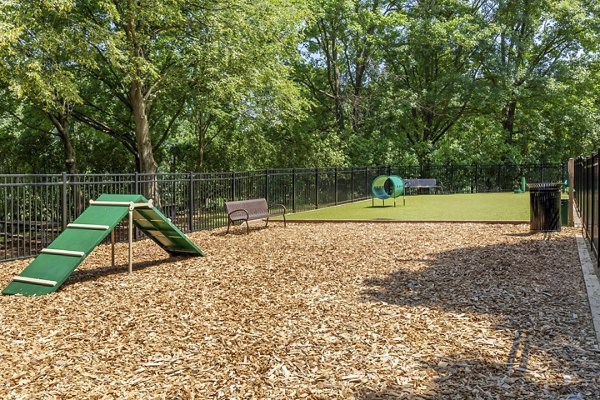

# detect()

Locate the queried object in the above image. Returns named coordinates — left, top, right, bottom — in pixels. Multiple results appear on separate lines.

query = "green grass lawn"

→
left=287, top=192, right=532, bottom=221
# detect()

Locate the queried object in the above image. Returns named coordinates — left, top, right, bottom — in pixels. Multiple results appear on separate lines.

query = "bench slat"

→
left=404, top=179, right=439, bottom=187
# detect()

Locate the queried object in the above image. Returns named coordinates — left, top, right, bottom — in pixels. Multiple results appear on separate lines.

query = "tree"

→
left=299, top=0, right=397, bottom=133
left=484, top=0, right=595, bottom=156
left=0, top=0, right=91, bottom=173
left=67, top=0, right=194, bottom=175
left=378, top=0, right=493, bottom=165
left=181, top=0, right=309, bottom=171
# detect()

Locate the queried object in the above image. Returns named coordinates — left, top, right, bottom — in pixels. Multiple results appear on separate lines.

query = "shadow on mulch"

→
left=362, top=236, right=577, bottom=323
left=210, top=225, right=270, bottom=236
left=504, top=232, right=537, bottom=237
left=359, top=235, right=597, bottom=398
left=353, top=356, right=584, bottom=400
left=354, top=353, right=592, bottom=399
left=65, top=256, right=189, bottom=286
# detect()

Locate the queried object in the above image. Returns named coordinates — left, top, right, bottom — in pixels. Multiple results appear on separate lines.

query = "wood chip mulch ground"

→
left=0, top=223, right=599, bottom=399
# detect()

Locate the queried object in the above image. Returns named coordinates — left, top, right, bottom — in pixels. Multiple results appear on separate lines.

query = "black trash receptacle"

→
left=528, top=183, right=562, bottom=232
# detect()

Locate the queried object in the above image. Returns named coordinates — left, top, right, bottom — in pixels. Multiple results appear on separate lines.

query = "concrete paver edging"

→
left=576, top=234, right=600, bottom=346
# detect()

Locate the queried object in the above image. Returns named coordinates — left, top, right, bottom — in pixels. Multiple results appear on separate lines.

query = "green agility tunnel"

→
left=371, top=175, right=405, bottom=207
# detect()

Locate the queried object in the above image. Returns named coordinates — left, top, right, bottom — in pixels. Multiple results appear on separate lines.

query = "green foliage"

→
left=0, top=0, right=598, bottom=173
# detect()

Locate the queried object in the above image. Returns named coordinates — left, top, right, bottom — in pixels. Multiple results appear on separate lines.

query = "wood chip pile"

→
left=0, top=223, right=598, bottom=399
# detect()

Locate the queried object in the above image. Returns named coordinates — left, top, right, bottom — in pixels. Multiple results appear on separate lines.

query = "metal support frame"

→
left=128, top=208, right=133, bottom=273
left=111, top=205, right=135, bottom=274
left=86, top=199, right=148, bottom=274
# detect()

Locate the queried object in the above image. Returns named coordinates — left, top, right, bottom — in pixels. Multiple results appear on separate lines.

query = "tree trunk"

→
left=195, top=111, right=210, bottom=172
left=130, top=79, right=159, bottom=202
left=320, top=20, right=345, bottom=132
left=502, top=99, right=517, bottom=143
left=130, top=80, right=157, bottom=174
left=351, top=89, right=361, bottom=132
left=197, top=131, right=205, bottom=173
left=332, top=58, right=345, bottom=131
left=48, top=111, right=85, bottom=213
left=48, top=112, right=77, bottom=174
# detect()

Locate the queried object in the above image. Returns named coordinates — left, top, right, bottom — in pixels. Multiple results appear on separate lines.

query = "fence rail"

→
left=1, top=163, right=565, bottom=262
left=574, top=155, right=599, bottom=265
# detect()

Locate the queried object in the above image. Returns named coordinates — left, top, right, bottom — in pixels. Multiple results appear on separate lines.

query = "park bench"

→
left=403, top=178, right=444, bottom=194
left=224, top=198, right=287, bottom=234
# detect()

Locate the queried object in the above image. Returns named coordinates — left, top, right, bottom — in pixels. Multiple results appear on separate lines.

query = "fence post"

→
left=496, top=166, right=501, bottom=190
left=473, top=164, right=478, bottom=193
left=578, top=158, right=581, bottom=207
left=586, top=158, right=590, bottom=237
left=334, top=167, right=338, bottom=205
left=589, top=153, right=598, bottom=254
left=351, top=168, right=355, bottom=202
left=231, top=172, right=236, bottom=201
left=188, top=172, right=194, bottom=232
left=135, top=172, right=140, bottom=194
left=365, top=167, right=369, bottom=199
left=265, top=169, right=269, bottom=203
left=292, top=168, right=296, bottom=212
left=386, top=165, right=391, bottom=177
left=449, top=163, right=454, bottom=193
left=580, top=158, right=583, bottom=206
left=568, top=158, right=574, bottom=227
left=61, top=172, right=68, bottom=231
left=579, top=158, right=583, bottom=209
left=597, top=151, right=600, bottom=267
left=315, top=168, right=319, bottom=209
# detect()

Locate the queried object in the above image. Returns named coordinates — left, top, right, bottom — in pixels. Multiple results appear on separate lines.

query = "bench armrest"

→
left=269, top=203, right=287, bottom=215
left=228, top=208, right=249, bottom=221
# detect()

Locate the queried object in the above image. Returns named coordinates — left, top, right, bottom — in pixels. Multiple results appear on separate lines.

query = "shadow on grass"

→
left=359, top=235, right=598, bottom=398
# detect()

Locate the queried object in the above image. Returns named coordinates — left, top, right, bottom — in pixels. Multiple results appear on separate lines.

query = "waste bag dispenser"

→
left=528, top=183, right=562, bottom=232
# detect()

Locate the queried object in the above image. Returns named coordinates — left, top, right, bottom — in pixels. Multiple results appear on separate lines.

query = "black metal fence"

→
left=574, top=155, right=599, bottom=264
left=1, top=163, right=565, bottom=261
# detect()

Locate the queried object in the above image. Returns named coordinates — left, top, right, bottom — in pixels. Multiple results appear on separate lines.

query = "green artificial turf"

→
left=287, top=192, right=532, bottom=221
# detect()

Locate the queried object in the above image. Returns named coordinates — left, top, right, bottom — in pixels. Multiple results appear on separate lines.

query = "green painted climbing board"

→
left=3, top=194, right=203, bottom=296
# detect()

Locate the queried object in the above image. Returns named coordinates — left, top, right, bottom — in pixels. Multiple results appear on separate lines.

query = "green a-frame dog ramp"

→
left=3, top=194, right=204, bottom=296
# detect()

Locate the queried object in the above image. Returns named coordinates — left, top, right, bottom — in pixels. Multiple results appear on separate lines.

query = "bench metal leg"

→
left=227, top=218, right=250, bottom=234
